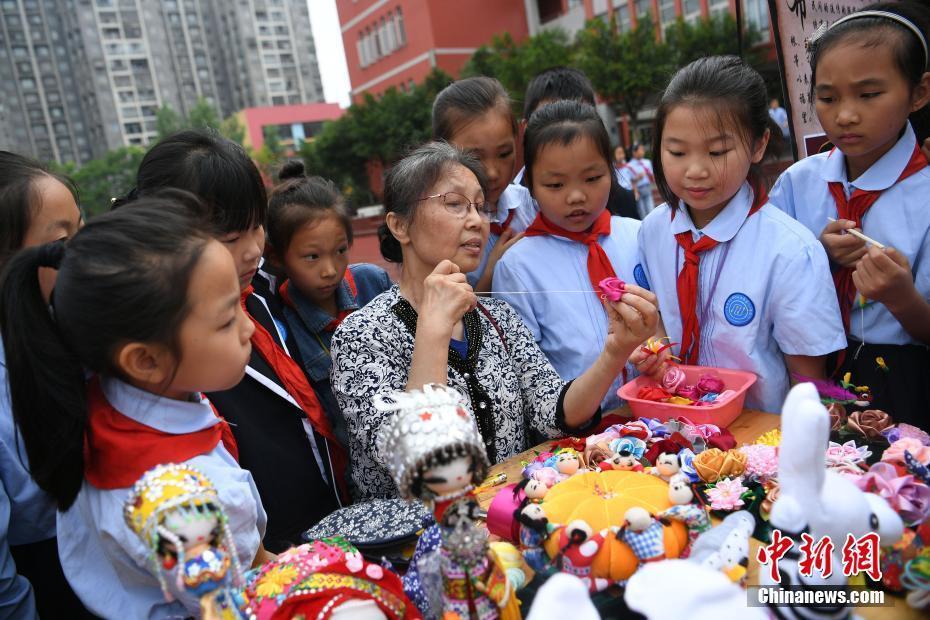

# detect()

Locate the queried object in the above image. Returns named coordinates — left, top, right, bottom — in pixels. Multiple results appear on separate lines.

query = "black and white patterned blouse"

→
left=331, top=285, right=599, bottom=501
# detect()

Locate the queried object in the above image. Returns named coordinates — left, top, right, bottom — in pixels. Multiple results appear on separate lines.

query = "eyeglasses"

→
left=417, top=192, right=497, bottom=223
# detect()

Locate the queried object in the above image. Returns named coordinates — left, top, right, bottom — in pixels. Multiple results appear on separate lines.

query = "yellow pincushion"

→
left=542, top=471, right=688, bottom=581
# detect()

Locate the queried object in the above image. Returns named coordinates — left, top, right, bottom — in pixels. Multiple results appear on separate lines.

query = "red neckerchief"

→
left=827, top=142, right=927, bottom=333
left=631, top=159, right=655, bottom=183
left=279, top=269, right=358, bottom=333
left=243, top=286, right=349, bottom=502
left=489, top=209, right=515, bottom=237
left=674, top=185, right=768, bottom=365
left=524, top=210, right=616, bottom=294
left=84, top=377, right=238, bottom=489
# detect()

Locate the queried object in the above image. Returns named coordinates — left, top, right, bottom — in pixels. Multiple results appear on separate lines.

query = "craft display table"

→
left=476, top=408, right=921, bottom=619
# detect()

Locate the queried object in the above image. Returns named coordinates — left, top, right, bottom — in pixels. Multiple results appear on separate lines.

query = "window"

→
left=395, top=8, right=406, bottom=47
left=659, top=0, right=675, bottom=25
left=123, top=121, right=142, bottom=134
left=709, top=0, right=729, bottom=16
left=634, top=0, right=650, bottom=19
left=357, top=34, right=366, bottom=67
left=20, top=77, right=35, bottom=89
left=744, top=0, right=770, bottom=38
left=683, top=0, right=700, bottom=19
left=616, top=4, right=631, bottom=32
left=373, top=21, right=381, bottom=57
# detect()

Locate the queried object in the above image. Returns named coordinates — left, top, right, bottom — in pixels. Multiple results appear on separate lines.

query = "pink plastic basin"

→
left=617, top=365, right=757, bottom=427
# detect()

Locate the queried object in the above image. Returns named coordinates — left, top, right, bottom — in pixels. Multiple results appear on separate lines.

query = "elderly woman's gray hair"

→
left=377, top=141, right=489, bottom=263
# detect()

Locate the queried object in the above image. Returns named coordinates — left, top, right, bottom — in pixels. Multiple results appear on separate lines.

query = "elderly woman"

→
left=331, top=142, right=657, bottom=501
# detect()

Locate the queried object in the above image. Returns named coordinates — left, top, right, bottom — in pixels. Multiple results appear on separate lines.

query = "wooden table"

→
left=476, top=408, right=920, bottom=619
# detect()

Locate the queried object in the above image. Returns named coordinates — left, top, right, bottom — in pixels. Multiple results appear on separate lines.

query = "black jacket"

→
left=207, top=270, right=342, bottom=552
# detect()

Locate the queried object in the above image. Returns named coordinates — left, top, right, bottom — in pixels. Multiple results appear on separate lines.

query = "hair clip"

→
left=805, top=22, right=829, bottom=51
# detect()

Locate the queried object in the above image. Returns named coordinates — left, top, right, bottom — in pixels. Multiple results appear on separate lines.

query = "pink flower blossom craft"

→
left=825, top=440, right=872, bottom=467
left=706, top=477, right=748, bottom=511
left=662, top=366, right=687, bottom=393
left=598, top=277, right=626, bottom=302
left=850, top=462, right=930, bottom=524
left=740, top=444, right=779, bottom=481
left=883, top=424, right=930, bottom=447
left=696, top=374, right=725, bottom=396
left=882, top=438, right=930, bottom=469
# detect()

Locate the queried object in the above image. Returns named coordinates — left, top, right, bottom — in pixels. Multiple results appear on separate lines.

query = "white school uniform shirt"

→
left=493, top=215, right=642, bottom=410
left=57, top=377, right=266, bottom=620
left=638, top=182, right=846, bottom=413
left=469, top=166, right=637, bottom=286
left=768, top=122, right=930, bottom=346
left=627, top=158, right=654, bottom=190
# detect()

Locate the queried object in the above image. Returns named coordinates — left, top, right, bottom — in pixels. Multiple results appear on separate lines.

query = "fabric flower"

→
left=883, top=424, right=930, bottom=446
left=883, top=438, right=930, bottom=469
left=662, top=366, right=687, bottom=393
left=678, top=448, right=700, bottom=483
left=706, top=477, right=748, bottom=511
left=637, top=386, right=673, bottom=402
left=846, top=409, right=894, bottom=440
left=760, top=480, right=779, bottom=521
left=755, top=429, right=781, bottom=446
left=644, top=436, right=692, bottom=465
left=667, top=396, right=694, bottom=405
left=255, top=564, right=300, bottom=597
left=609, top=436, right=647, bottom=460
left=696, top=374, right=725, bottom=396
left=706, top=428, right=736, bottom=451
left=827, top=402, right=847, bottom=432
left=825, top=440, right=871, bottom=466
left=678, top=385, right=701, bottom=400
left=619, top=420, right=652, bottom=441
left=598, top=277, right=626, bottom=302
left=740, top=444, right=778, bottom=481
left=852, top=462, right=930, bottom=524
left=692, top=448, right=747, bottom=483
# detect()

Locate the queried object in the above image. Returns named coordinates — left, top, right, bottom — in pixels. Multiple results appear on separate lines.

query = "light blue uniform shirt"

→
left=493, top=215, right=642, bottom=410
left=0, top=339, right=56, bottom=548
left=627, top=158, right=654, bottom=191
left=57, top=377, right=266, bottom=619
left=638, top=183, right=846, bottom=413
left=769, top=122, right=930, bottom=346
left=0, top=478, right=35, bottom=619
left=468, top=167, right=539, bottom=287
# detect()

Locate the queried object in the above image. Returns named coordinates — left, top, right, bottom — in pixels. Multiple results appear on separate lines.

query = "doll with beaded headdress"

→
left=124, top=463, right=245, bottom=618
left=377, top=384, right=519, bottom=620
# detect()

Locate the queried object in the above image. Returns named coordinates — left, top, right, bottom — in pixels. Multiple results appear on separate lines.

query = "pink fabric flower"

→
left=740, top=444, right=779, bottom=481
left=883, top=424, right=930, bottom=446
left=598, top=277, right=626, bottom=302
left=706, top=477, right=748, bottom=511
left=852, top=462, right=930, bottom=524
left=696, top=374, right=725, bottom=396
left=678, top=385, right=701, bottom=400
left=827, top=403, right=847, bottom=432
left=662, top=366, right=686, bottom=393
left=882, top=438, right=930, bottom=468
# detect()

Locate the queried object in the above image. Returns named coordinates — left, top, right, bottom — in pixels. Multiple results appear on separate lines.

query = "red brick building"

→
left=336, top=1, right=530, bottom=103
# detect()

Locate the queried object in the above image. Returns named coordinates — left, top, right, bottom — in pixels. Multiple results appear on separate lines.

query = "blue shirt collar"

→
left=289, top=278, right=358, bottom=333
left=820, top=123, right=917, bottom=190
left=100, top=376, right=218, bottom=434
left=669, top=182, right=754, bottom=243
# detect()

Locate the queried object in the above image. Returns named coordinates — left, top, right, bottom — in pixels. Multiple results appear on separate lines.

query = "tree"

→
left=219, top=114, right=246, bottom=145
left=52, top=146, right=146, bottom=217
left=664, top=13, right=764, bottom=69
left=575, top=14, right=673, bottom=144
left=462, top=29, right=575, bottom=113
left=186, top=96, right=221, bottom=130
left=155, top=104, right=182, bottom=141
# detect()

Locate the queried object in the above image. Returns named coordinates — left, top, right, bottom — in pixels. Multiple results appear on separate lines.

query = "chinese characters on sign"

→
left=768, top=0, right=880, bottom=157
left=757, top=529, right=882, bottom=582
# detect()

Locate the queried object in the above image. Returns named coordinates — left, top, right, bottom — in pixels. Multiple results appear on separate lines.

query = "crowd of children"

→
left=0, top=1, right=927, bottom=616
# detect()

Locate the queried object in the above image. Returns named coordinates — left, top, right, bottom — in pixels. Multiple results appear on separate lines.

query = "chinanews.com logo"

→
left=749, top=529, right=892, bottom=608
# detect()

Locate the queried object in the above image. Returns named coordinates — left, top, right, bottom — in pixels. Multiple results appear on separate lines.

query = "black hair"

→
left=267, top=160, right=353, bottom=256
left=808, top=1, right=930, bottom=143
left=408, top=442, right=487, bottom=500
left=133, top=129, right=267, bottom=234
left=523, top=99, right=618, bottom=200
left=432, top=76, right=517, bottom=142
left=652, top=55, right=776, bottom=208
left=378, top=141, right=488, bottom=263
left=0, top=151, right=78, bottom=271
left=0, top=198, right=212, bottom=510
left=523, top=66, right=596, bottom=120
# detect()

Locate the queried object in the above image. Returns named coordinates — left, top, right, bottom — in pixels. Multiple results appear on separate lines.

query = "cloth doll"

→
left=616, top=507, right=667, bottom=567
left=656, top=473, right=710, bottom=558
left=553, top=521, right=611, bottom=593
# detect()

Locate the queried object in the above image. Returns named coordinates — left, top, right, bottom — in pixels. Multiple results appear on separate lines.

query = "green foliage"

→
left=664, top=13, right=763, bottom=68
left=155, top=105, right=182, bottom=141
left=51, top=146, right=146, bottom=217
left=219, top=114, right=246, bottom=145
left=301, top=68, right=452, bottom=206
left=575, top=14, right=673, bottom=143
left=462, top=29, right=575, bottom=114
left=186, top=96, right=221, bottom=130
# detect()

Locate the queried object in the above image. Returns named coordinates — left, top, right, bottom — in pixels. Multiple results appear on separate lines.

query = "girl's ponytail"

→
left=1, top=242, right=86, bottom=510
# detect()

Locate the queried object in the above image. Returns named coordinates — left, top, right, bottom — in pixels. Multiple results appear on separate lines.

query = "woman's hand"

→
left=603, top=284, right=659, bottom=365
left=418, top=260, right=477, bottom=336
left=820, top=219, right=867, bottom=268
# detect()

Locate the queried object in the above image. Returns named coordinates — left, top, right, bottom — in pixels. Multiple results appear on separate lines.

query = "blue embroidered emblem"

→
left=723, top=293, right=755, bottom=327
left=633, top=264, right=650, bottom=290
